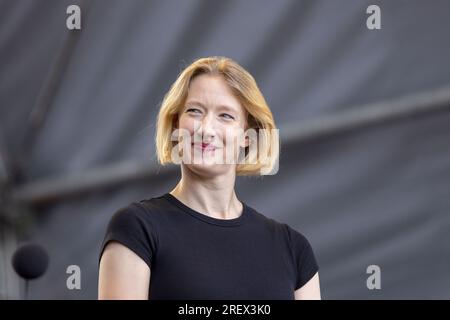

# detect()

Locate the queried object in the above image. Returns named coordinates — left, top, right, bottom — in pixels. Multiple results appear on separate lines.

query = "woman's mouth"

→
left=192, top=142, right=216, bottom=151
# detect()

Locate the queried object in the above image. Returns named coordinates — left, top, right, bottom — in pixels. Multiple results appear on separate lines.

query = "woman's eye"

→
left=221, top=113, right=235, bottom=120
left=186, top=108, right=201, bottom=115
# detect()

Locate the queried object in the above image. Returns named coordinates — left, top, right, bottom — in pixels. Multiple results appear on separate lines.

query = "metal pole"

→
left=9, top=84, right=450, bottom=205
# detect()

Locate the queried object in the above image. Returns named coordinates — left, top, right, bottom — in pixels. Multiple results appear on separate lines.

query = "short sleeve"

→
left=99, top=203, right=157, bottom=269
left=285, top=225, right=319, bottom=290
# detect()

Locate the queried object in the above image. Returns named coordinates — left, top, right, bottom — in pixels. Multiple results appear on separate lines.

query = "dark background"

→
left=1, top=0, right=449, bottom=299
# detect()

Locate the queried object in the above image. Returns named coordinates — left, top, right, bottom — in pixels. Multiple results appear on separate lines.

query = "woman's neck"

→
left=169, top=166, right=243, bottom=220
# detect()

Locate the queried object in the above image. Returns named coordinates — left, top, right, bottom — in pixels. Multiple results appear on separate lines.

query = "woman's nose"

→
left=197, top=114, right=216, bottom=139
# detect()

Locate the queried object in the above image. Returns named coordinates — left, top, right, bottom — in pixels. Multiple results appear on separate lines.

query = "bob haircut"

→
left=155, top=56, right=279, bottom=176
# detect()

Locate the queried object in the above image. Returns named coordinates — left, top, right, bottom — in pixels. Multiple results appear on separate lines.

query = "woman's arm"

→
left=98, top=241, right=150, bottom=299
left=294, top=272, right=321, bottom=300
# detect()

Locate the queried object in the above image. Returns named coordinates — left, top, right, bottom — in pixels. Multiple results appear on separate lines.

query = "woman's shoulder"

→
left=100, top=198, right=163, bottom=268
left=245, top=203, right=312, bottom=244
left=109, top=194, right=170, bottom=227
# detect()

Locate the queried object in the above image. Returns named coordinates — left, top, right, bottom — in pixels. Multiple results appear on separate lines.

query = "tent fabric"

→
left=0, top=0, right=449, bottom=299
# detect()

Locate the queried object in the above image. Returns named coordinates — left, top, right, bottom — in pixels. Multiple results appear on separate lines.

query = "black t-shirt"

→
left=99, top=193, right=319, bottom=300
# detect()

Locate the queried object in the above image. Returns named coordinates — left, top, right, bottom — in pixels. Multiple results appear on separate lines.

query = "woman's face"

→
left=176, top=73, right=248, bottom=176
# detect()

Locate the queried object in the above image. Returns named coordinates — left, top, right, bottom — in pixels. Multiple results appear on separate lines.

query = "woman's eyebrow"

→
left=185, top=100, right=204, bottom=107
left=217, top=105, right=238, bottom=113
left=186, top=100, right=238, bottom=112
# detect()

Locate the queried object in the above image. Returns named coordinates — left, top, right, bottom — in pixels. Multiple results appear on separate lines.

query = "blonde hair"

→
left=155, top=56, right=279, bottom=176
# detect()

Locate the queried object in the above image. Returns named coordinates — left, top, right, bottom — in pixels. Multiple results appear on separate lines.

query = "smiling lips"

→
left=192, top=142, right=217, bottom=151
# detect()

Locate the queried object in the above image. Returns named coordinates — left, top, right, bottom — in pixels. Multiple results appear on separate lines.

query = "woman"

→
left=98, top=56, right=321, bottom=300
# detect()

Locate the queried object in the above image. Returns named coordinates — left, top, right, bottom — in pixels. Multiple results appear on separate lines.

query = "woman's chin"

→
left=184, top=161, right=234, bottom=176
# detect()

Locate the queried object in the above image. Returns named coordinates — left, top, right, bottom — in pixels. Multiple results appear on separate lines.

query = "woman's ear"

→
left=243, top=134, right=250, bottom=148
left=238, top=127, right=250, bottom=149
left=242, top=115, right=251, bottom=148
